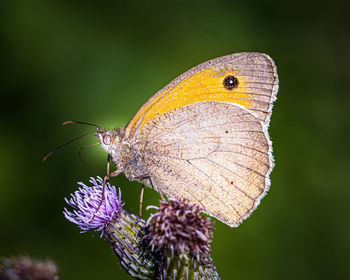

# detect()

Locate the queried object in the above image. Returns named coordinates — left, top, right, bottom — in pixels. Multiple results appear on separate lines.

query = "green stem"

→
left=160, top=248, right=221, bottom=280
left=104, top=209, right=155, bottom=279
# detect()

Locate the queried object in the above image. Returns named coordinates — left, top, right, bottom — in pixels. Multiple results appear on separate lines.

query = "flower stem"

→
left=159, top=249, right=221, bottom=280
left=104, top=209, right=155, bottom=279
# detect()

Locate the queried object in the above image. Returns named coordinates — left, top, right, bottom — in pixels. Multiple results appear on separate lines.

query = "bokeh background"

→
left=1, top=0, right=349, bottom=279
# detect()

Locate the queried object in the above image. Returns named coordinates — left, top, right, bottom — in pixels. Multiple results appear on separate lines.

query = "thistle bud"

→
left=145, top=198, right=220, bottom=279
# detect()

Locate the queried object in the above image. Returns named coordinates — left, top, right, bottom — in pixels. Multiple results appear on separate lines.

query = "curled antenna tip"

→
left=62, top=121, right=74, bottom=126
left=42, top=154, right=50, bottom=163
left=42, top=149, right=56, bottom=163
left=42, top=129, right=96, bottom=164
left=62, top=120, right=100, bottom=128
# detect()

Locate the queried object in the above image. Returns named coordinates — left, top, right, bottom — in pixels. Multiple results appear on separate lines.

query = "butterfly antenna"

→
left=78, top=142, right=99, bottom=175
left=63, top=120, right=101, bottom=129
left=42, top=130, right=96, bottom=163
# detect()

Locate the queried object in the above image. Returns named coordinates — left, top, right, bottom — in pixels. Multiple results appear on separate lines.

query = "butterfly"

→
left=45, top=52, right=278, bottom=227
left=94, top=52, right=279, bottom=227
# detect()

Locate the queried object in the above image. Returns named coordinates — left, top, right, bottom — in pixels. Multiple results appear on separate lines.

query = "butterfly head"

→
left=96, top=128, right=124, bottom=154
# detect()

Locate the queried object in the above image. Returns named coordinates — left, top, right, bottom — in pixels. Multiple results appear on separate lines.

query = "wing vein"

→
left=187, top=159, right=250, bottom=214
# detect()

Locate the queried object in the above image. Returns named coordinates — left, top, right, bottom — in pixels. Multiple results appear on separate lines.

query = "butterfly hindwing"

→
left=140, top=101, right=272, bottom=227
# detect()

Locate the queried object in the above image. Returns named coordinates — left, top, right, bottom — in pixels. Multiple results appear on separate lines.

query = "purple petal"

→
left=63, top=177, right=124, bottom=235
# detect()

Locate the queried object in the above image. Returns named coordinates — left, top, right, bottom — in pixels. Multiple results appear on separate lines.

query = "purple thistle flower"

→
left=63, top=177, right=123, bottom=235
left=63, top=177, right=156, bottom=279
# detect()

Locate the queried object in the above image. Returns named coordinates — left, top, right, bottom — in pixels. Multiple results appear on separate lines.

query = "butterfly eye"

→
left=223, top=75, right=239, bottom=90
left=103, top=135, right=111, bottom=145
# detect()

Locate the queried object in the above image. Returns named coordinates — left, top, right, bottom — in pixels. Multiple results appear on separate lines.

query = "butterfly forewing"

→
left=125, top=52, right=278, bottom=137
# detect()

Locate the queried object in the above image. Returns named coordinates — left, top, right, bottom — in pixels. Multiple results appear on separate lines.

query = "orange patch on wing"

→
left=130, top=67, right=252, bottom=132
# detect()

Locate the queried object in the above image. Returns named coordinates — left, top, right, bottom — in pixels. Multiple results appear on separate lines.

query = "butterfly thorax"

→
left=119, top=134, right=149, bottom=181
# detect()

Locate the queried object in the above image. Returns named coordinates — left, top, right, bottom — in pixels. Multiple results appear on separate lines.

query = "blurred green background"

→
left=1, top=0, right=349, bottom=279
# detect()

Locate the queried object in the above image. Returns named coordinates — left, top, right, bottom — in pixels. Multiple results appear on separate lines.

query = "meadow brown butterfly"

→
left=49, top=52, right=278, bottom=227
left=95, top=52, right=279, bottom=227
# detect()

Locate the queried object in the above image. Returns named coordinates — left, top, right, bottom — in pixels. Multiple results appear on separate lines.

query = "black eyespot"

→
left=225, top=130, right=229, bottom=134
left=223, top=75, right=238, bottom=90
left=230, top=181, right=234, bottom=185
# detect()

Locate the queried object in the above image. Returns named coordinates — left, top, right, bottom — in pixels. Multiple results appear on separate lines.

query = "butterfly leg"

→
left=159, top=192, right=166, bottom=201
left=139, top=184, right=144, bottom=217
left=131, top=173, right=149, bottom=218
left=146, top=175, right=165, bottom=201
left=89, top=154, right=121, bottom=222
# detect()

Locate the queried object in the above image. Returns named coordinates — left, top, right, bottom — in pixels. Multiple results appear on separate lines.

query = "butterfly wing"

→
left=124, top=52, right=278, bottom=227
left=140, top=101, right=272, bottom=227
left=125, top=52, right=278, bottom=137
